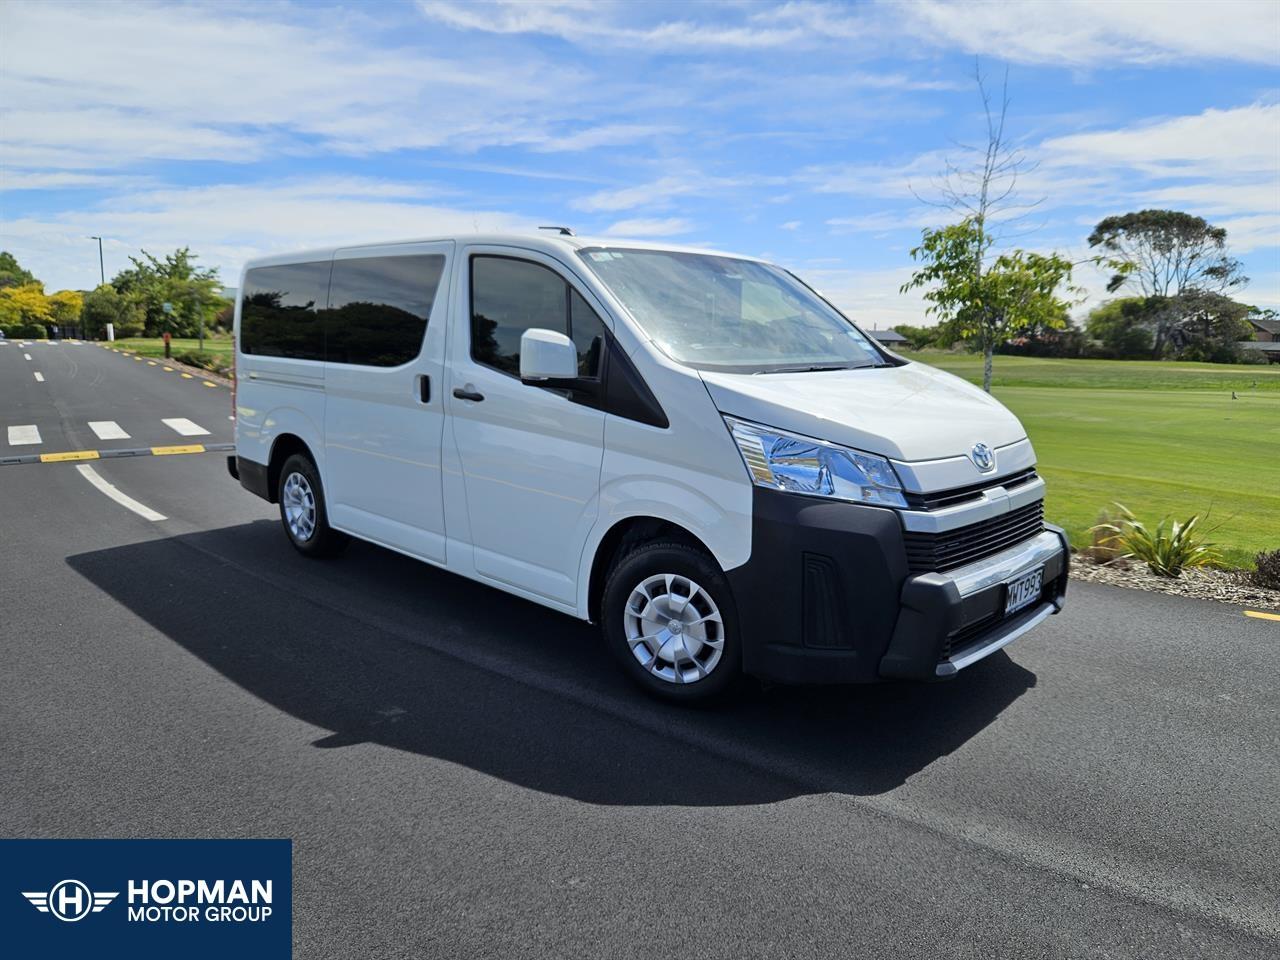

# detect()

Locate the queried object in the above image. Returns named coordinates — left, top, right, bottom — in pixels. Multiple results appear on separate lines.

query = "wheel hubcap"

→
left=624, top=573, right=724, bottom=684
left=282, top=471, right=317, bottom=542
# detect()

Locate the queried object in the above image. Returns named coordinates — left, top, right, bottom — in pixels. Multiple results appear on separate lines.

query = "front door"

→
left=323, top=241, right=453, bottom=563
left=446, top=249, right=610, bottom=605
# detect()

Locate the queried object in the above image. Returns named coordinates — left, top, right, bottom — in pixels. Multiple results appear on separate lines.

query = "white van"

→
left=230, top=232, right=1067, bottom=701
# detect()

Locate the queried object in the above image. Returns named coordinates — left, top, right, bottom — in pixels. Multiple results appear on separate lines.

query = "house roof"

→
left=1239, top=340, right=1280, bottom=351
left=1249, top=316, right=1280, bottom=335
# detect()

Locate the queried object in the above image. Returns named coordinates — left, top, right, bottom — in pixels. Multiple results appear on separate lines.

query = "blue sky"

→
left=2, top=0, right=1277, bottom=326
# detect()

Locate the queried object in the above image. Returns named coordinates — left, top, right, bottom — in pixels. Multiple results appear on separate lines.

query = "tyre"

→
left=601, top=541, right=740, bottom=702
left=277, top=453, right=347, bottom=557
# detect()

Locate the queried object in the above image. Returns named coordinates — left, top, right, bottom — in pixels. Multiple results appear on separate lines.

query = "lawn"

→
left=108, top=336, right=234, bottom=377
left=900, top=352, right=1280, bottom=568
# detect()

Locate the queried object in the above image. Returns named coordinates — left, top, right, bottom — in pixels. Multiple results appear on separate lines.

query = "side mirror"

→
left=519, top=328, right=577, bottom=381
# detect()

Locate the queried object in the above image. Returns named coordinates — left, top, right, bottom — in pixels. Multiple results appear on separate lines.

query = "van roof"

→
left=240, top=232, right=764, bottom=272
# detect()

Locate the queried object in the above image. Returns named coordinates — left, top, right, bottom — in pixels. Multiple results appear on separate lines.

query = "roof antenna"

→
left=538, top=225, right=575, bottom=236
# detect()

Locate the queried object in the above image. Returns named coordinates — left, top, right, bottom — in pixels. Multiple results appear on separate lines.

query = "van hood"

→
left=699, top=361, right=1026, bottom=462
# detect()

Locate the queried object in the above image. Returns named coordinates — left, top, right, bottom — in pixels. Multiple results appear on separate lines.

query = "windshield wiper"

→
left=760, top=363, right=856, bottom=374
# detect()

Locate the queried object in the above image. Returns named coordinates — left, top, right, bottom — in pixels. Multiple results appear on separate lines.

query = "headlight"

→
left=724, top=416, right=907, bottom=509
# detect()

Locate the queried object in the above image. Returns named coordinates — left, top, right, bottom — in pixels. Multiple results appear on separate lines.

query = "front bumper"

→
left=724, top=488, right=1068, bottom=685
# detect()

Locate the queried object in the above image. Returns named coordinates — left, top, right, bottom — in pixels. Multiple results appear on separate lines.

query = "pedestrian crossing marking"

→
left=8, top=425, right=41, bottom=445
left=88, top=421, right=131, bottom=441
left=33, top=372, right=45, bottom=382
left=162, top=418, right=211, bottom=437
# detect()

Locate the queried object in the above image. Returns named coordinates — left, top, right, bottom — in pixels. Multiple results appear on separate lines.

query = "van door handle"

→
left=416, top=374, right=430, bottom=403
left=452, top=387, right=484, bottom=402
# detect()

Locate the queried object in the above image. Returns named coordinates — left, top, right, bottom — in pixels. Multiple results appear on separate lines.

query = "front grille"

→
left=903, top=468, right=1038, bottom=511
left=904, top=500, right=1045, bottom=573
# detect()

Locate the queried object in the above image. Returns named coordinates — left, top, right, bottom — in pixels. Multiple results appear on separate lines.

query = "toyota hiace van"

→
left=230, top=232, right=1067, bottom=700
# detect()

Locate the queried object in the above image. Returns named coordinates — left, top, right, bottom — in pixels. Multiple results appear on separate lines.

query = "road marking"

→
left=133, top=356, right=144, bottom=362
left=152, top=444, right=205, bottom=456
left=163, top=366, right=173, bottom=371
left=24, top=353, right=32, bottom=360
left=203, top=381, right=217, bottom=388
left=33, top=372, right=45, bottom=382
left=88, top=421, right=130, bottom=440
left=162, top=417, right=210, bottom=436
left=7, top=425, right=41, bottom=445
left=180, top=373, right=193, bottom=379
left=1244, top=610, right=1280, bottom=622
left=75, top=464, right=166, bottom=522
left=40, top=450, right=100, bottom=463
left=147, top=360, right=158, bottom=366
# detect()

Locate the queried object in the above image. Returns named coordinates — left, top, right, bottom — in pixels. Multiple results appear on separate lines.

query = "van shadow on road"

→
left=67, top=522, right=1035, bottom=806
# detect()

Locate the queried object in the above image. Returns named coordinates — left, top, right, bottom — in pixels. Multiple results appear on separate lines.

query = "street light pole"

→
left=88, top=236, right=105, bottom=285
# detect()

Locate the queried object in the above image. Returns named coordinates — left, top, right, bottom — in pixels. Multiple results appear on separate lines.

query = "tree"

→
left=1167, top=290, right=1252, bottom=363
left=111, top=247, right=226, bottom=337
left=1085, top=298, right=1155, bottom=358
left=1087, top=210, right=1246, bottom=358
left=0, top=251, right=36, bottom=290
left=902, top=219, right=1077, bottom=390
left=81, top=284, right=143, bottom=339
left=0, top=281, right=53, bottom=335
left=47, top=290, right=84, bottom=330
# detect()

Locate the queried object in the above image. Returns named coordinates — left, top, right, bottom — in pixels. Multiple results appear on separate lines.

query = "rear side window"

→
left=240, top=261, right=330, bottom=361
left=326, top=254, right=446, bottom=367
left=471, top=256, right=606, bottom=378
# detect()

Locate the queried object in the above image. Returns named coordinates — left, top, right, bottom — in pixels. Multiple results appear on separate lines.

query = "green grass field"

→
left=900, top=352, right=1280, bottom=568
left=108, top=336, right=234, bottom=377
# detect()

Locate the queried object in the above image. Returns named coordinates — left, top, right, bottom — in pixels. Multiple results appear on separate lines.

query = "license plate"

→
left=1004, top=567, right=1044, bottom=616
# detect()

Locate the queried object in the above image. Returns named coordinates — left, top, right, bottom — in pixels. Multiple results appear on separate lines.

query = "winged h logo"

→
left=22, top=880, right=118, bottom=922
left=970, top=442, right=995, bottom=473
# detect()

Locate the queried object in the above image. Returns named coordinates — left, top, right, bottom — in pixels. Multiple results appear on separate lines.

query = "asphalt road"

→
left=3, top=337, right=1278, bottom=959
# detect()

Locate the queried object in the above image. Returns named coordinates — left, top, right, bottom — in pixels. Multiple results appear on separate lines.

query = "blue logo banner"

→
left=1, top=839, right=292, bottom=960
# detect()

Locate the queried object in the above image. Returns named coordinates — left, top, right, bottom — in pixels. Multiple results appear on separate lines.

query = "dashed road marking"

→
left=180, top=373, right=193, bottom=379
left=75, top=464, right=166, bottom=522
left=163, top=366, right=173, bottom=371
left=203, top=381, right=217, bottom=388
left=33, top=372, right=45, bottom=382
left=88, top=421, right=131, bottom=441
left=147, top=360, right=158, bottom=366
left=7, top=425, right=41, bottom=445
left=162, top=417, right=210, bottom=437
left=23, top=353, right=32, bottom=360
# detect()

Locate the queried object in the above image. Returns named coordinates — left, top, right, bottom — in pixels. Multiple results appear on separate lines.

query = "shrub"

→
left=1090, top=503, right=1223, bottom=577
left=1251, top=549, right=1280, bottom=591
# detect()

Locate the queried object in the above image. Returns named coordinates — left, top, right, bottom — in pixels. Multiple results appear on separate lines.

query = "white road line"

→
left=24, top=353, right=32, bottom=360
left=75, top=465, right=167, bottom=522
left=88, top=420, right=130, bottom=440
left=162, top=417, right=210, bottom=437
left=33, top=372, right=45, bottom=382
left=7, top=425, right=42, bottom=445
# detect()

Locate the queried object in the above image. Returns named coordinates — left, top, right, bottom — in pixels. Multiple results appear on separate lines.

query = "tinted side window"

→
left=471, top=257, right=569, bottom=376
left=241, top=261, right=330, bottom=361
left=326, top=254, right=445, bottom=366
left=570, top=289, right=606, bottom=378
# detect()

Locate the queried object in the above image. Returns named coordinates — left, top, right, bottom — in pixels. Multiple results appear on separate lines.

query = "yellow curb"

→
left=1244, top=610, right=1280, bottom=622
left=180, top=373, right=193, bottom=379
left=202, top=381, right=217, bottom=388
left=151, top=444, right=206, bottom=456
left=163, top=366, right=173, bottom=372
left=40, top=450, right=100, bottom=463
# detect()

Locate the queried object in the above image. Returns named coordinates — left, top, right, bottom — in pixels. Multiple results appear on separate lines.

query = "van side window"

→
left=241, top=261, right=331, bottom=361
left=326, top=254, right=445, bottom=367
left=471, top=256, right=606, bottom=378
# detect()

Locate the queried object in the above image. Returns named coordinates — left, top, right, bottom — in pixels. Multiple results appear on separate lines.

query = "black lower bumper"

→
left=229, top=455, right=272, bottom=502
left=725, top=488, right=1068, bottom=685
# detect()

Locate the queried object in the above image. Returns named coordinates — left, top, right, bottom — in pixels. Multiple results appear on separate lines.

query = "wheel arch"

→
left=267, top=434, right=318, bottom=503
left=585, top=515, right=718, bottom=623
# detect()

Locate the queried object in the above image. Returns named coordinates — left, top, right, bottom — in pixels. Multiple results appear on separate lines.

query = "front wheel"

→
left=601, top=541, right=740, bottom=702
left=277, top=453, right=347, bottom=557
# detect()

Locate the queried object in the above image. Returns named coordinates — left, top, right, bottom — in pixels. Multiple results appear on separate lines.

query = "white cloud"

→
left=603, top=217, right=695, bottom=237
left=780, top=220, right=802, bottom=231
left=573, top=177, right=701, bottom=213
left=0, top=177, right=535, bottom=292
left=896, top=0, right=1280, bottom=66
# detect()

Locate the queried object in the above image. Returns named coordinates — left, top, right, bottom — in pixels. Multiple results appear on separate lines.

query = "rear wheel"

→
left=602, top=541, right=740, bottom=702
left=277, top=453, right=346, bottom=557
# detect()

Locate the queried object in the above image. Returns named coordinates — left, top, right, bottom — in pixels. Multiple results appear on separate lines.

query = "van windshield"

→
left=577, top=247, right=886, bottom=374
